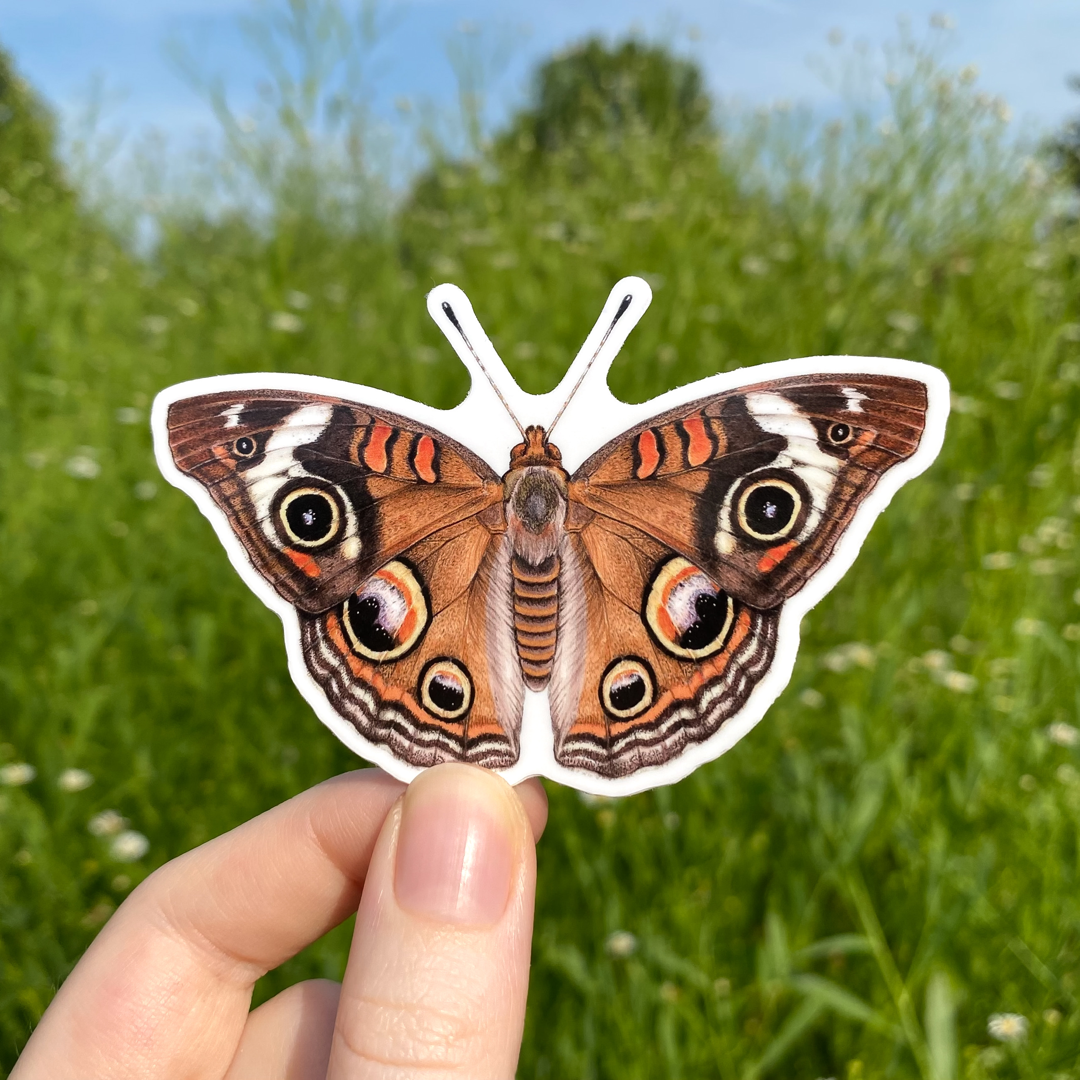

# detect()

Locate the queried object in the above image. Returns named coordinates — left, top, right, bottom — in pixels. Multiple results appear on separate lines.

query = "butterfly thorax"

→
left=504, top=426, right=568, bottom=688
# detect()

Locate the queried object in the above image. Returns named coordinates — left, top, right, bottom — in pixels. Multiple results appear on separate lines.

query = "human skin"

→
left=12, top=762, right=548, bottom=1080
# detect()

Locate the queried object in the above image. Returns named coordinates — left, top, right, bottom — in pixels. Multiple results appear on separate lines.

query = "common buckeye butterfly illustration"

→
left=152, top=277, right=948, bottom=795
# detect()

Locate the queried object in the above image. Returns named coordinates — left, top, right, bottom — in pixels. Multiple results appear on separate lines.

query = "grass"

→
left=3, top=12, right=1080, bottom=1077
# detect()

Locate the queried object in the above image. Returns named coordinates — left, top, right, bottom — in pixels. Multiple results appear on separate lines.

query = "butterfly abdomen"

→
left=512, top=554, right=560, bottom=687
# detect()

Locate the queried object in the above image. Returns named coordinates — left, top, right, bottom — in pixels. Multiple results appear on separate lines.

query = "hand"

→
left=12, top=763, right=548, bottom=1079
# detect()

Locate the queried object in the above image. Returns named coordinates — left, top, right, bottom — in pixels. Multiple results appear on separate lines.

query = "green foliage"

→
left=3, top=21, right=1080, bottom=1079
left=499, top=36, right=713, bottom=155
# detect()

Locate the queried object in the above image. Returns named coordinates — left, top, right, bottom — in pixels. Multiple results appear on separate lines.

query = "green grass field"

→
left=2, top=14, right=1080, bottom=1077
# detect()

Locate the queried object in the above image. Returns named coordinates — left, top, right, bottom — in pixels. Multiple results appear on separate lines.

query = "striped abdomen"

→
left=512, top=554, right=559, bottom=687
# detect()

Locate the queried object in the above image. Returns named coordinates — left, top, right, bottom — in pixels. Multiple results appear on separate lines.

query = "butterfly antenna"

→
left=545, top=293, right=633, bottom=440
left=441, top=301, right=526, bottom=438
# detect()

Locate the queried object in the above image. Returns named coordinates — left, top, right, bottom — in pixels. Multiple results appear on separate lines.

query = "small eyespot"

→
left=234, top=436, right=256, bottom=457
left=599, top=657, right=656, bottom=720
left=342, top=560, right=429, bottom=662
left=278, top=486, right=342, bottom=548
left=735, top=476, right=804, bottom=542
left=644, top=556, right=734, bottom=660
left=419, top=658, right=473, bottom=720
left=827, top=422, right=854, bottom=445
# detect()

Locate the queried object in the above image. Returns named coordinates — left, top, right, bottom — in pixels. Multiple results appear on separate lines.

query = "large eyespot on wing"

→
left=275, top=484, right=345, bottom=550
left=341, top=560, right=430, bottom=662
left=730, top=471, right=809, bottom=545
left=643, top=556, right=735, bottom=660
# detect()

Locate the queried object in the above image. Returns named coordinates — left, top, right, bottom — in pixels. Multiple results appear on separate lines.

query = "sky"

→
left=0, top=0, right=1077, bottom=161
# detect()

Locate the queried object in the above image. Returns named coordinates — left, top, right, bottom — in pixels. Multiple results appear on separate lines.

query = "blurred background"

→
left=2, top=1, right=1080, bottom=1076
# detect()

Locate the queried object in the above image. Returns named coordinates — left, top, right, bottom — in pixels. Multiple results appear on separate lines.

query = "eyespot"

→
left=735, top=476, right=804, bottom=543
left=599, top=657, right=656, bottom=720
left=342, top=560, right=429, bottom=662
left=233, top=436, right=257, bottom=457
left=827, top=422, right=854, bottom=445
left=277, top=486, right=343, bottom=549
left=418, top=658, right=473, bottom=720
left=643, top=556, right=734, bottom=660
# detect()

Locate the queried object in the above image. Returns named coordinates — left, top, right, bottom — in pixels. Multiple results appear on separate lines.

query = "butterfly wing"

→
left=551, top=519, right=778, bottom=777
left=161, top=387, right=524, bottom=768
left=569, top=373, right=928, bottom=609
left=164, top=389, right=503, bottom=613
left=300, top=517, right=524, bottom=768
left=554, top=373, right=932, bottom=777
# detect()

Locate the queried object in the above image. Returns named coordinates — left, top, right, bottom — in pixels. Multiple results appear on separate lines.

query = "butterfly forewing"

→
left=568, top=374, right=930, bottom=610
left=166, top=390, right=502, bottom=614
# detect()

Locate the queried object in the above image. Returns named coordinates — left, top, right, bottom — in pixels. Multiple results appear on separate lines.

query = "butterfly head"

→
left=508, top=425, right=564, bottom=471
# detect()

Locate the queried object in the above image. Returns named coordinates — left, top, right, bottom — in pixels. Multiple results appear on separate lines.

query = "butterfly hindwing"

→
left=166, top=390, right=502, bottom=614
left=569, top=374, right=929, bottom=610
left=550, top=516, right=779, bottom=777
left=300, top=517, right=525, bottom=769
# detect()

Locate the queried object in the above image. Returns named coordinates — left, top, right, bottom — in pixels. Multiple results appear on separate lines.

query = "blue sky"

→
left=1, top=0, right=1077, bottom=154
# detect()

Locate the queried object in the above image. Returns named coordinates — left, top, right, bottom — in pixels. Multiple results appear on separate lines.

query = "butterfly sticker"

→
left=152, top=277, right=949, bottom=795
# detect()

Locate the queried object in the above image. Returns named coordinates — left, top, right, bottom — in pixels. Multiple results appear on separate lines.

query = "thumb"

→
left=326, top=763, right=546, bottom=1080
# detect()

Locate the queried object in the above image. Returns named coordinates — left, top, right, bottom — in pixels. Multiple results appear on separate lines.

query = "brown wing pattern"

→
left=569, top=374, right=928, bottom=610
left=167, top=390, right=502, bottom=614
left=300, top=517, right=524, bottom=768
left=550, top=515, right=778, bottom=778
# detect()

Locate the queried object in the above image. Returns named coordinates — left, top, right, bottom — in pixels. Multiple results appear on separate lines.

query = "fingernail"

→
left=394, top=765, right=516, bottom=926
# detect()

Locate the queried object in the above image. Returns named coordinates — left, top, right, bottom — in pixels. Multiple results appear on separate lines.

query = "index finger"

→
left=13, top=768, right=405, bottom=1080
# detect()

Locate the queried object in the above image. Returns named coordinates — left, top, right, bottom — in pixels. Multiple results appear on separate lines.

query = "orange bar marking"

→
left=286, top=549, right=321, bottom=577
left=682, top=413, right=712, bottom=466
left=757, top=540, right=797, bottom=573
left=413, top=434, right=437, bottom=482
left=364, top=423, right=393, bottom=472
left=635, top=429, right=661, bottom=479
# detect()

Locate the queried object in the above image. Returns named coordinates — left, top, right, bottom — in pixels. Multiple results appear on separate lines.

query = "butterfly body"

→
left=154, top=278, right=949, bottom=794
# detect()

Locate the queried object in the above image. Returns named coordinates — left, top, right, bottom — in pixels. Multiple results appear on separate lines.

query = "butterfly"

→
left=153, top=277, right=949, bottom=795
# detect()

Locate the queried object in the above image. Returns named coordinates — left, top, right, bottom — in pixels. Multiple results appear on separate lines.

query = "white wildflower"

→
left=959, top=63, right=979, bottom=83
left=993, top=381, right=1023, bottom=400
left=954, top=482, right=976, bottom=501
left=941, top=670, right=977, bottom=693
left=58, top=768, right=94, bottom=792
left=115, top=407, right=142, bottom=424
left=133, top=481, right=157, bottom=501
left=1028, top=464, right=1052, bottom=488
left=886, top=310, right=920, bottom=334
left=823, top=642, right=876, bottom=673
left=88, top=809, right=127, bottom=837
left=800, top=688, right=825, bottom=709
left=285, top=290, right=310, bottom=310
left=1014, top=617, right=1045, bottom=637
left=65, top=455, right=100, bottom=479
left=982, top=552, right=1016, bottom=570
left=987, top=1012, right=1028, bottom=1042
left=1056, top=764, right=1079, bottom=786
left=1047, top=722, right=1080, bottom=747
left=922, top=649, right=952, bottom=672
left=413, top=345, right=439, bottom=365
left=606, top=930, right=638, bottom=958
left=0, top=763, right=36, bottom=786
left=740, top=255, right=769, bottom=277
left=578, top=792, right=616, bottom=807
left=142, top=315, right=169, bottom=335
left=1031, top=559, right=1061, bottom=576
left=513, top=342, right=539, bottom=360
left=110, top=830, right=150, bottom=862
left=269, top=311, right=303, bottom=333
